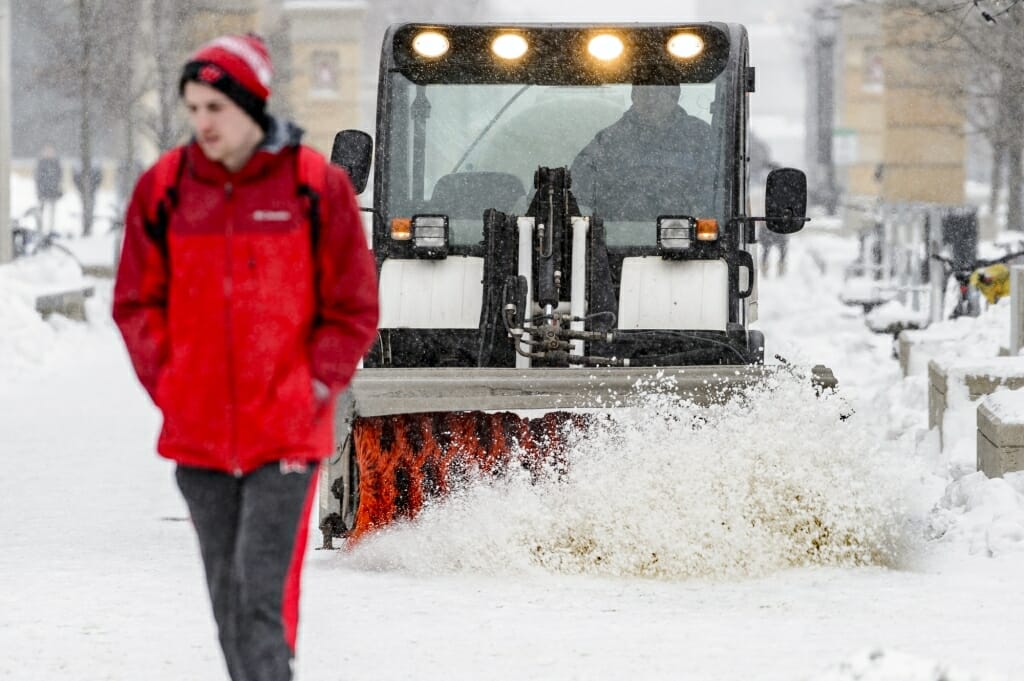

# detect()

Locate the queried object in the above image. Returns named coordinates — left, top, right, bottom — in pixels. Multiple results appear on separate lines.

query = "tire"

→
left=747, top=330, right=765, bottom=364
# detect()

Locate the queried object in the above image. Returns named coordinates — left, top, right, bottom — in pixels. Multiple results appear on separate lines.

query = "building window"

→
left=862, top=48, right=884, bottom=94
left=311, top=50, right=340, bottom=98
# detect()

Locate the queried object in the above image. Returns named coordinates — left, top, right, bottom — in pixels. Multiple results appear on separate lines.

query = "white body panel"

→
left=570, top=217, right=589, bottom=357
left=516, top=217, right=535, bottom=368
left=379, top=257, right=484, bottom=329
left=618, top=257, right=729, bottom=330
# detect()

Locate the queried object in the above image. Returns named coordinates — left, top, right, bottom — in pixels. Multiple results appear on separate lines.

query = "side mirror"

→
left=330, top=130, right=373, bottom=194
left=765, top=168, right=807, bottom=234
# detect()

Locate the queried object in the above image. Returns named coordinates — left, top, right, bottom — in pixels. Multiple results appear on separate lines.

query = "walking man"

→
left=34, top=143, right=62, bottom=233
left=113, top=34, right=379, bottom=680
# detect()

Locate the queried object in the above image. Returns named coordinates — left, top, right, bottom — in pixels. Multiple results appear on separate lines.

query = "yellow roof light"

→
left=588, top=34, right=624, bottom=62
left=668, top=32, right=704, bottom=59
left=492, top=33, right=528, bottom=60
left=412, top=31, right=450, bottom=59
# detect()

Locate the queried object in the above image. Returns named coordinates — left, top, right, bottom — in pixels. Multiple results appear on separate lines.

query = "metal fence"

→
left=841, top=201, right=979, bottom=328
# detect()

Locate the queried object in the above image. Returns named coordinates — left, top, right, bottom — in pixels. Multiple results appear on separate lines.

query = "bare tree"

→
left=147, top=0, right=199, bottom=153
left=863, top=0, right=1024, bottom=228
left=21, top=0, right=147, bottom=233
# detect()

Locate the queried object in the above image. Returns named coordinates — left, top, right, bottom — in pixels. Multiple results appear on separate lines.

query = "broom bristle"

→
left=349, top=411, right=588, bottom=541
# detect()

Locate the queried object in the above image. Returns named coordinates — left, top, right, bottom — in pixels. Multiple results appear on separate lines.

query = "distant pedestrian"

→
left=34, top=144, right=63, bottom=233
left=112, top=33, right=379, bottom=681
left=759, top=224, right=789, bottom=277
left=73, top=162, right=102, bottom=234
left=749, top=134, right=788, bottom=277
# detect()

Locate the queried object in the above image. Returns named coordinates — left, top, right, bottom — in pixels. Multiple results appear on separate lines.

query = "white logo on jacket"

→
left=253, top=210, right=292, bottom=222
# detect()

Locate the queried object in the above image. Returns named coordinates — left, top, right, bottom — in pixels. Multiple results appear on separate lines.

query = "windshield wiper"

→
left=450, top=84, right=531, bottom=174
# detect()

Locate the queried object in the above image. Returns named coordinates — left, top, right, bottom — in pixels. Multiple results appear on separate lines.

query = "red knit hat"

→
left=179, top=34, right=273, bottom=128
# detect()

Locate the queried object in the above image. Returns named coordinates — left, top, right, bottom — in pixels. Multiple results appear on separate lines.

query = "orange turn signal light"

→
left=695, top=218, right=719, bottom=241
left=391, top=217, right=412, bottom=240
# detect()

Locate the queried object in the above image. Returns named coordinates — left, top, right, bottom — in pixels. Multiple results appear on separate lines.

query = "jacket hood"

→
left=260, top=115, right=304, bottom=153
left=186, top=115, right=305, bottom=183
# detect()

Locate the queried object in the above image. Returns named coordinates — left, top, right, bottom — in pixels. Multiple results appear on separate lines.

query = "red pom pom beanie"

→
left=179, top=34, right=273, bottom=129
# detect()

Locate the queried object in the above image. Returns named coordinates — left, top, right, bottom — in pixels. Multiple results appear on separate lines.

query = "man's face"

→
left=631, top=86, right=681, bottom=121
left=183, top=81, right=262, bottom=168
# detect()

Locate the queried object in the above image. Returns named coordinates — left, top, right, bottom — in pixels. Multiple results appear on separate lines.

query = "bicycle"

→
left=10, top=207, right=84, bottom=270
left=10, top=206, right=43, bottom=257
left=930, top=249, right=1024, bottom=319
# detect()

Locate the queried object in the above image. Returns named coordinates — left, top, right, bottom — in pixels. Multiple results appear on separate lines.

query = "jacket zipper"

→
left=224, top=181, right=241, bottom=477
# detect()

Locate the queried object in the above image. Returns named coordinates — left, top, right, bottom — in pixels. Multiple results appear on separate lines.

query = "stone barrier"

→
left=977, top=392, right=1024, bottom=477
left=928, top=357, right=1024, bottom=448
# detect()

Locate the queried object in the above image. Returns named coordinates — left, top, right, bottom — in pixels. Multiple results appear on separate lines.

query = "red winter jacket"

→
left=113, top=120, right=379, bottom=475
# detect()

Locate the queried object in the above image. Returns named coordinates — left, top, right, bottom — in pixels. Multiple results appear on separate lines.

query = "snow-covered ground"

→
left=3, top=205, right=1024, bottom=680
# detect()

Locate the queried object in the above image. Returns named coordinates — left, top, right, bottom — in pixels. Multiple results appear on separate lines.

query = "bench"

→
left=34, top=286, right=95, bottom=321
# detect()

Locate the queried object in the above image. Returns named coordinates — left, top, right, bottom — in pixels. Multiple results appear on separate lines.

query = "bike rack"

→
left=841, top=201, right=979, bottom=330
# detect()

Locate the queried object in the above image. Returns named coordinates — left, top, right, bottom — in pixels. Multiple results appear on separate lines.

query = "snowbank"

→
left=880, top=296, right=1024, bottom=556
left=901, top=294, right=1011, bottom=372
left=928, top=472, right=1024, bottom=557
left=865, top=299, right=930, bottom=332
left=0, top=254, right=113, bottom=380
left=983, top=388, right=1024, bottom=422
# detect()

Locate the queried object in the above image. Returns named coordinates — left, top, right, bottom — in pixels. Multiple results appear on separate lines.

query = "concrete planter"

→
left=928, top=357, right=1024, bottom=448
left=977, top=395, right=1024, bottom=477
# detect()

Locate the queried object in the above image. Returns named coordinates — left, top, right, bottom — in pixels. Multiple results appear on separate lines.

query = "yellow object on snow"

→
left=970, top=263, right=1011, bottom=304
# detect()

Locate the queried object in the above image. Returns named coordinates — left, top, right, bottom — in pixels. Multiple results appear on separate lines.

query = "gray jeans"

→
left=176, top=462, right=317, bottom=681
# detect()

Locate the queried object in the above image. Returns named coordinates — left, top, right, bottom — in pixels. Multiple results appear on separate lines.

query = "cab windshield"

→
left=384, top=73, right=728, bottom=248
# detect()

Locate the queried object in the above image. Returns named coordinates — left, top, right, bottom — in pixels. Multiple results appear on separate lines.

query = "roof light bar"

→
left=413, top=31, right=449, bottom=59
left=492, top=33, right=528, bottom=60
left=588, top=34, right=624, bottom=61
left=667, top=32, right=704, bottom=59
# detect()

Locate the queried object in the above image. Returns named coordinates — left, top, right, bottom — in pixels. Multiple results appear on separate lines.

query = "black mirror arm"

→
left=730, top=215, right=812, bottom=242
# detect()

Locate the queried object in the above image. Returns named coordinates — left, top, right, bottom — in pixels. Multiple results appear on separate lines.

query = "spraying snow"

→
left=345, top=371, right=915, bottom=579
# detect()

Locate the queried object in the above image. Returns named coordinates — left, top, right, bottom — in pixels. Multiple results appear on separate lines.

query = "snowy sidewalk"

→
left=2, top=238, right=1024, bottom=680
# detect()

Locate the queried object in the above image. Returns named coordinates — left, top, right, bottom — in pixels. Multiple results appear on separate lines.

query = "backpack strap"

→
left=143, top=145, right=325, bottom=256
left=144, top=146, right=186, bottom=255
left=295, top=146, right=328, bottom=253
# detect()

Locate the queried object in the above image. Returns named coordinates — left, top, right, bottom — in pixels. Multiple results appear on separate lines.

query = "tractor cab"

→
left=334, top=22, right=807, bottom=369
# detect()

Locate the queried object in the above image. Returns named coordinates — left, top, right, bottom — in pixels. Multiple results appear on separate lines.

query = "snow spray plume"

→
left=345, top=370, right=914, bottom=580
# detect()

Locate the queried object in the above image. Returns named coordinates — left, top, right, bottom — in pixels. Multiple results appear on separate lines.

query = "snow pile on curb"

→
left=0, top=257, right=68, bottom=377
left=902, top=300, right=1012, bottom=374
left=0, top=255, right=110, bottom=380
left=346, top=372, right=914, bottom=579
left=865, top=299, right=930, bottom=331
left=928, top=471, right=1024, bottom=556
left=880, top=295, right=1024, bottom=556
left=810, top=649, right=1010, bottom=681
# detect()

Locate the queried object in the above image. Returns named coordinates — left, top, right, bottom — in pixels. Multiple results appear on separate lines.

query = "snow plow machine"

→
left=319, top=22, right=836, bottom=548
